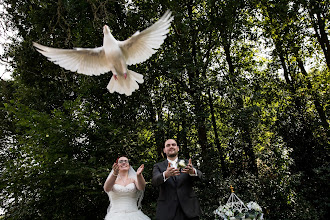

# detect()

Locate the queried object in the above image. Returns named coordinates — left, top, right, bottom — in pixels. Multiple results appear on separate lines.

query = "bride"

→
left=103, top=156, right=150, bottom=220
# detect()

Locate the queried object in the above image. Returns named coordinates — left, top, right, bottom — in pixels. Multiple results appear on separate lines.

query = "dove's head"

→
left=103, top=25, right=111, bottom=35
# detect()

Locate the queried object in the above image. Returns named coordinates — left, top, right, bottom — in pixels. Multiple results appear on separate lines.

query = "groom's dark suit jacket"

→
left=152, top=159, right=203, bottom=220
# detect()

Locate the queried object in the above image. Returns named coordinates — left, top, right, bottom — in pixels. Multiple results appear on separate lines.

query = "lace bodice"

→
left=108, top=183, right=139, bottom=213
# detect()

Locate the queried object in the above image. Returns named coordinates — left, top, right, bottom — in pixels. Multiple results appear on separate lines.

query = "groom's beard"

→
left=167, top=152, right=178, bottom=158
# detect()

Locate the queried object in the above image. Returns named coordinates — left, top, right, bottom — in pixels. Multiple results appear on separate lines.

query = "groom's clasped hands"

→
left=165, top=162, right=180, bottom=178
left=164, top=159, right=195, bottom=178
left=181, top=159, right=196, bottom=175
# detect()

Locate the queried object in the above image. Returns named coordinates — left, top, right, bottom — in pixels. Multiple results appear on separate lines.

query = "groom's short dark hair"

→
left=164, top=139, right=177, bottom=147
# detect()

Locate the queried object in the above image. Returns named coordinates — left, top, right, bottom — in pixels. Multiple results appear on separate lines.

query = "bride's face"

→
left=117, top=157, right=130, bottom=171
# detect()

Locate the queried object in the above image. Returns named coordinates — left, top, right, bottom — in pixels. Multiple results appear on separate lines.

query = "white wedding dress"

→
left=105, top=183, right=150, bottom=220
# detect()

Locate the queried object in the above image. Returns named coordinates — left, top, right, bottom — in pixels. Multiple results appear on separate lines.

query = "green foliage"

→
left=0, top=0, right=329, bottom=219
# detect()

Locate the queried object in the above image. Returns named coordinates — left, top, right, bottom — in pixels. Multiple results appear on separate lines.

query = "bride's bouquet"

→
left=214, top=186, right=263, bottom=220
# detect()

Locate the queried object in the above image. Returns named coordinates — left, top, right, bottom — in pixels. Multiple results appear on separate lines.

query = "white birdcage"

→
left=213, top=185, right=263, bottom=220
left=226, top=186, right=248, bottom=213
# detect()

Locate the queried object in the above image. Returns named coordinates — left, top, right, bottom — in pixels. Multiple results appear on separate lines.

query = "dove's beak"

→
left=103, top=25, right=109, bottom=34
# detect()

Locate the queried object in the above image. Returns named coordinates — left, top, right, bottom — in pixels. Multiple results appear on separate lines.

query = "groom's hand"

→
left=165, top=162, right=180, bottom=178
left=182, top=159, right=195, bottom=175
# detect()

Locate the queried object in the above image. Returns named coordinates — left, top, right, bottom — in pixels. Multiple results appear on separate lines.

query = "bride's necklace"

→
left=119, top=175, right=128, bottom=184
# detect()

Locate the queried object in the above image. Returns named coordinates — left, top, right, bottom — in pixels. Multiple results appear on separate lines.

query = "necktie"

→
left=170, top=160, right=177, bottom=169
left=168, top=161, right=177, bottom=182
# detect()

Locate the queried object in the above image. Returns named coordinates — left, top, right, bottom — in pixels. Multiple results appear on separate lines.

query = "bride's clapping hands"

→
left=136, top=164, right=146, bottom=190
left=112, top=163, right=119, bottom=176
left=137, top=164, right=144, bottom=176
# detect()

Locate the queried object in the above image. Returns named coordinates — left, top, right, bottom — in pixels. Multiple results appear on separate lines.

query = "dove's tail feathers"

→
left=128, top=69, right=144, bottom=84
left=107, top=70, right=144, bottom=96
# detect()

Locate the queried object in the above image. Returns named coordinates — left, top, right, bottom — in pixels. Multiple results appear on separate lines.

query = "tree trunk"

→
left=308, top=2, right=330, bottom=70
left=223, top=41, right=258, bottom=176
left=208, top=88, right=229, bottom=177
left=297, top=59, right=329, bottom=131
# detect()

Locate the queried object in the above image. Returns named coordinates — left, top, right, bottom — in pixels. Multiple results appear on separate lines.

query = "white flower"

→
left=215, top=201, right=263, bottom=220
left=214, top=204, right=235, bottom=219
left=178, top=160, right=186, bottom=168
left=247, top=201, right=262, bottom=212
left=225, top=209, right=234, bottom=217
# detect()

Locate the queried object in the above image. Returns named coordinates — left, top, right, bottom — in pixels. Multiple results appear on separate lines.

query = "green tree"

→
left=1, top=0, right=329, bottom=219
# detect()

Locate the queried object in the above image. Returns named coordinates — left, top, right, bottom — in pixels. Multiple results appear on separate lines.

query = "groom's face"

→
left=163, top=139, right=179, bottom=158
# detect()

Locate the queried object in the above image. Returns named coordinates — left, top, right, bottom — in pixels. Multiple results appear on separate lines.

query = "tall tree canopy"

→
left=0, top=0, right=329, bottom=219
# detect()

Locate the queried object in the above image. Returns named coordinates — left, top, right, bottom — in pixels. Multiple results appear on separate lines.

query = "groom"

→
left=152, top=139, right=203, bottom=220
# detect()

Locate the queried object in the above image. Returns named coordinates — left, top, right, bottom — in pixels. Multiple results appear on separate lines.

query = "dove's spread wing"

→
left=118, top=10, right=173, bottom=65
left=33, top=42, right=110, bottom=76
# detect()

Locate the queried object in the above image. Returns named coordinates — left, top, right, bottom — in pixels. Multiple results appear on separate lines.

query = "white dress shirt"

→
left=168, top=158, right=178, bottom=168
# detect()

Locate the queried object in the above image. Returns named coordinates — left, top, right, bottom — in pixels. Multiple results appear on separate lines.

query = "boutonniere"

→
left=178, top=159, right=186, bottom=169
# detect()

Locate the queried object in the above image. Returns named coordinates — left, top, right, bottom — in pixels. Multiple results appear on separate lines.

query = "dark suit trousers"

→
left=174, top=203, right=199, bottom=220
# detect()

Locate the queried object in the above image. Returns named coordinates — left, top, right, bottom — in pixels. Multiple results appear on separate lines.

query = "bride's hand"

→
left=137, top=164, right=144, bottom=176
left=112, top=163, right=119, bottom=175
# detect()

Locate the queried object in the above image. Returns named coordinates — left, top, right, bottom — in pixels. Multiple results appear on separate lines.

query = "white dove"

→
left=33, top=10, right=173, bottom=96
